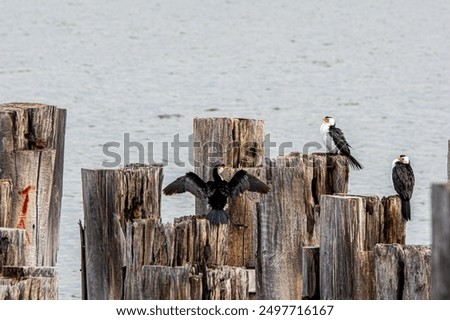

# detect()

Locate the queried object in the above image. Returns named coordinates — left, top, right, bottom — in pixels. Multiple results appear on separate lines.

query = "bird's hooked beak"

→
left=323, top=116, right=336, bottom=126
left=217, top=164, right=229, bottom=174
left=398, top=155, right=410, bottom=164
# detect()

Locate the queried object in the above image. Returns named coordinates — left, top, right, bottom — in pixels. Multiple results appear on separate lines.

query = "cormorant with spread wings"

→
left=163, top=164, right=270, bottom=224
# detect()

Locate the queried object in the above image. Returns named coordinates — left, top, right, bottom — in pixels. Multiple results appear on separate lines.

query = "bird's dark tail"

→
left=348, top=154, right=364, bottom=170
left=207, top=209, right=228, bottom=225
left=401, top=199, right=411, bottom=221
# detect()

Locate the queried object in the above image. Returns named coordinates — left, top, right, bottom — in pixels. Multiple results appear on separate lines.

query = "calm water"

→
left=1, top=0, right=449, bottom=299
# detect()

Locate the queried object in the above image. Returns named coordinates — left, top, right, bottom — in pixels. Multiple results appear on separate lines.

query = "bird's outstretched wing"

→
left=228, top=170, right=270, bottom=198
left=328, top=126, right=351, bottom=155
left=163, top=172, right=208, bottom=199
left=392, top=164, right=415, bottom=200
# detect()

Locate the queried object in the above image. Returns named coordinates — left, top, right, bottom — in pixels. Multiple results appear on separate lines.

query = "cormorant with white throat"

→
left=392, top=155, right=415, bottom=221
left=320, top=116, right=363, bottom=170
left=163, top=164, right=270, bottom=225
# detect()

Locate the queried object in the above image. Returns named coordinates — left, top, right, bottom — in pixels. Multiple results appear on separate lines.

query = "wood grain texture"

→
left=123, top=219, right=175, bottom=299
left=382, top=195, right=406, bottom=243
left=257, top=153, right=348, bottom=300
left=0, top=266, right=58, bottom=299
left=320, top=195, right=366, bottom=300
left=221, top=167, right=264, bottom=268
left=205, top=266, right=249, bottom=300
left=173, top=215, right=228, bottom=268
left=0, top=180, right=12, bottom=227
left=375, top=244, right=431, bottom=300
left=302, top=246, right=320, bottom=300
left=355, top=251, right=375, bottom=300
left=78, top=220, right=87, bottom=300
left=431, top=183, right=450, bottom=299
left=189, top=274, right=203, bottom=300
left=374, top=243, right=404, bottom=300
left=142, top=265, right=191, bottom=300
left=0, top=228, right=27, bottom=271
left=403, top=245, right=431, bottom=300
left=0, top=103, right=66, bottom=267
left=319, top=194, right=406, bottom=300
left=81, top=164, right=164, bottom=299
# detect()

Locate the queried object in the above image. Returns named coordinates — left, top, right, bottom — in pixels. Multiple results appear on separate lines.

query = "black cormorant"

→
left=392, top=155, right=415, bottom=221
left=320, top=116, right=363, bottom=170
left=163, top=164, right=270, bottom=225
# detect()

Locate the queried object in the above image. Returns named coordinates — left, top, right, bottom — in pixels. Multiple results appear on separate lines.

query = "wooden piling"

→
left=0, top=103, right=65, bottom=300
left=374, top=243, right=404, bottom=299
left=375, top=244, right=431, bottom=300
left=79, top=116, right=436, bottom=301
left=319, top=194, right=406, bottom=300
left=431, top=183, right=450, bottom=299
left=257, top=153, right=348, bottom=300
left=172, top=215, right=228, bottom=268
left=381, top=196, right=406, bottom=244
left=193, top=117, right=265, bottom=268
left=81, top=164, right=164, bottom=300
left=403, top=245, right=431, bottom=299
left=0, top=103, right=66, bottom=267
left=320, top=195, right=366, bottom=300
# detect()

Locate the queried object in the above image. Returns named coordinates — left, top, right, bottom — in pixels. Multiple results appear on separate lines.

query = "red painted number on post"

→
left=17, top=185, right=35, bottom=244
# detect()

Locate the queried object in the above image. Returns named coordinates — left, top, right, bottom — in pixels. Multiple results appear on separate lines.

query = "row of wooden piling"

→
left=1, top=104, right=449, bottom=300
left=79, top=117, right=449, bottom=300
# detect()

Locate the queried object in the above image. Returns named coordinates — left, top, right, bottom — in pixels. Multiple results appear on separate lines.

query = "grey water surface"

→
left=1, top=0, right=449, bottom=299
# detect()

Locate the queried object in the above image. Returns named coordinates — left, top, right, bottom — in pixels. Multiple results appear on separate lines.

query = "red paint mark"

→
left=17, top=185, right=35, bottom=244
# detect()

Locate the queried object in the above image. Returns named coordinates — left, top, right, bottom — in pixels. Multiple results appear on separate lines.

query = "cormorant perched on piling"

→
left=163, top=164, right=270, bottom=225
left=392, top=155, right=415, bottom=221
left=320, top=116, right=364, bottom=170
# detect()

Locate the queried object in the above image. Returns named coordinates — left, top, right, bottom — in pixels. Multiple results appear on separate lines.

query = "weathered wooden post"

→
left=403, top=245, right=431, bottom=299
left=0, top=103, right=65, bottom=300
left=431, top=183, right=450, bottom=299
left=172, top=215, right=228, bottom=268
left=373, top=243, right=404, bottom=299
left=81, top=164, right=164, bottom=299
left=382, top=196, right=406, bottom=244
left=193, top=117, right=265, bottom=268
left=319, top=194, right=406, bottom=300
left=320, top=195, right=366, bottom=300
left=375, top=244, right=431, bottom=300
left=0, top=103, right=66, bottom=266
left=257, top=153, right=348, bottom=300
